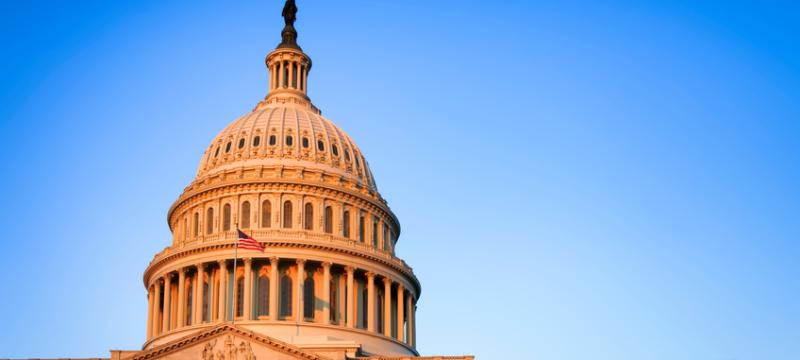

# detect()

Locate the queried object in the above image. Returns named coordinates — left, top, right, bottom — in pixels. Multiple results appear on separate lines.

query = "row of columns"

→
left=146, top=258, right=416, bottom=348
left=270, top=60, right=308, bottom=93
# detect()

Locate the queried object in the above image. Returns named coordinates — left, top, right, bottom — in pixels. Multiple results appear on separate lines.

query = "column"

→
left=345, top=266, right=355, bottom=328
left=296, top=259, right=306, bottom=321
left=366, top=272, right=375, bottom=332
left=243, top=258, right=253, bottom=320
left=279, top=61, right=284, bottom=88
left=382, top=278, right=392, bottom=336
left=396, top=284, right=404, bottom=341
left=269, top=257, right=279, bottom=320
left=407, top=293, right=415, bottom=346
left=193, top=263, right=204, bottom=325
left=289, top=61, right=295, bottom=89
left=218, top=260, right=227, bottom=322
left=146, top=286, right=154, bottom=338
left=162, top=274, right=172, bottom=332
left=303, top=66, right=308, bottom=93
left=411, top=296, right=417, bottom=347
left=153, top=280, right=162, bottom=336
left=177, top=268, right=186, bottom=328
left=322, top=262, right=331, bottom=324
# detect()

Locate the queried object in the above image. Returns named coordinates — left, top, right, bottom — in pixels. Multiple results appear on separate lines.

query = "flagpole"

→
left=232, top=223, right=238, bottom=325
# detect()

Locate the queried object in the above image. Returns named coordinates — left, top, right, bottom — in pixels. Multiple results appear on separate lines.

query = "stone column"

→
left=243, top=258, right=253, bottom=320
left=366, top=272, right=375, bottom=332
left=296, top=259, right=306, bottom=321
left=177, top=269, right=186, bottom=328
left=146, top=285, right=154, bottom=338
left=218, top=260, right=227, bottom=322
left=153, top=280, right=162, bottom=336
left=194, top=264, right=204, bottom=325
left=269, top=257, right=279, bottom=320
left=162, top=274, right=172, bottom=332
left=407, top=293, right=415, bottom=346
left=322, top=262, right=332, bottom=325
left=279, top=61, right=284, bottom=88
left=411, top=296, right=417, bottom=347
left=396, top=284, right=404, bottom=342
left=345, top=266, right=355, bottom=328
left=382, top=278, right=392, bottom=337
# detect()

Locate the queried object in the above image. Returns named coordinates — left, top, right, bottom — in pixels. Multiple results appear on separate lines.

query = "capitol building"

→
left=28, top=2, right=472, bottom=360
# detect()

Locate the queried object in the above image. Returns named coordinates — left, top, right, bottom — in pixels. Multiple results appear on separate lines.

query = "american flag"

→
left=237, top=229, right=265, bottom=252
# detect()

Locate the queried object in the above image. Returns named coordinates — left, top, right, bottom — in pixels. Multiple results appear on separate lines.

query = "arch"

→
left=241, top=201, right=251, bottom=229
left=304, top=203, right=314, bottom=230
left=193, top=212, right=200, bottom=237
left=324, top=206, right=333, bottom=234
left=283, top=201, right=293, bottom=229
left=223, top=204, right=232, bottom=231
left=280, top=273, right=293, bottom=317
left=257, top=274, right=270, bottom=317
left=303, top=275, right=315, bottom=320
left=343, top=210, right=351, bottom=238
left=206, top=208, right=214, bottom=234
left=261, top=200, right=272, bottom=228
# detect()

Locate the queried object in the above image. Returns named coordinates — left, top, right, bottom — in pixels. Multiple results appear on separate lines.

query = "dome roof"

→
left=196, top=103, right=378, bottom=191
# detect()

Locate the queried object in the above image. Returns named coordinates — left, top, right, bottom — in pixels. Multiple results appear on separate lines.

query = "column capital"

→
left=382, top=277, right=392, bottom=286
left=269, top=256, right=279, bottom=265
left=321, top=261, right=332, bottom=269
left=365, top=271, right=376, bottom=279
left=195, top=263, right=205, bottom=271
left=296, top=258, right=306, bottom=266
left=397, top=283, right=405, bottom=292
left=344, top=265, right=355, bottom=274
left=218, top=259, right=226, bottom=267
left=244, top=257, right=252, bottom=265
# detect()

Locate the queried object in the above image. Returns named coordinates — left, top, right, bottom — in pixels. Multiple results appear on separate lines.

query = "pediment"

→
left=134, top=324, right=328, bottom=360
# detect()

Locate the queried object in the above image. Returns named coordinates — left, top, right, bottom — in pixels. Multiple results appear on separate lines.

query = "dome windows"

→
left=285, top=136, right=294, bottom=146
left=269, top=135, right=277, bottom=146
left=253, top=136, right=261, bottom=147
left=344, top=149, right=351, bottom=162
left=317, top=140, right=325, bottom=152
left=214, top=146, right=220, bottom=157
left=302, top=137, right=310, bottom=148
left=225, top=142, right=232, bottom=153
left=238, top=138, right=245, bottom=149
left=332, top=144, right=339, bottom=156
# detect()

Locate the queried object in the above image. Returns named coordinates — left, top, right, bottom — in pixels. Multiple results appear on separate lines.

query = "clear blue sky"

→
left=1, top=1, right=798, bottom=359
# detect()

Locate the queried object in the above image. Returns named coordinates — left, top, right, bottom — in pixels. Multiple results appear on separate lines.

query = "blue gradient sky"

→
left=1, top=1, right=799, bottom=359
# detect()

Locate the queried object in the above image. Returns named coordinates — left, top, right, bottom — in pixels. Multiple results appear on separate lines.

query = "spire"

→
left=254, top=0, right=316, bottom=113
left=278, top=0, right=301, bottom=50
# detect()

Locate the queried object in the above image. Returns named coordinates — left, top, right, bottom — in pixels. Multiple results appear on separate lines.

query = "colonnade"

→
left=270, top=59, right=309, bottom=93
left=146, top=257, right=416, bottom=348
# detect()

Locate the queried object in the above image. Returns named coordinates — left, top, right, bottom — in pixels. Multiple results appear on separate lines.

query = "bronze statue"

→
left=282, top=0, right=297, bottom=27
left=278, top=0, right=301, bottom=49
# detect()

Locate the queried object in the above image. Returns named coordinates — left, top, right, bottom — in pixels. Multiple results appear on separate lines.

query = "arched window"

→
left=343, top=211, right=351, bottom=238
left=344, top=149, right=351, bottom=162
left=324, top=206, right=333, bottom=233
left=280, top=273, right=293, bottom=317
left=241, top=201, right=251, bottom=229
left=253, top=136, right=261, bottom=147
left=206, top=208, right=214, bottom=234
left=359, top=214, right=365, bottom=242
left=332, top=144, right=339, bottom=156
left=285, top=135, right=293, bottom=146
left=372, top=219, right=379, bottom=247
left=214, top=146, right=220, bottom=157
left=238, top=138, right=245, bottom=149
left=304, top=275, right=314, bottom=320
left=225, top=142, right=232, bottom=153
left=261, top=200, right=271, bottom=228
left=360, top=285, right=368, bottom=329
left=223, top=204, right=232, bottom=231
left=283, top=201, right=293, bottom=229
left=186, top=280, right=194, bottom=326
left=257, top=275, right=269, bottom=317
left=317, top=140, right=325, bottom=152
left=302, top=137, right=310, bottom=148
left=383, top=224, right=390, bottom=251
left=236, top=276, right=245, bottom=317
left=202, top=274, right=209, bottom=322
left=269, top=135, right=277, bottom=146
left=193, top=212, right=199, bottom=237
left=304, top=203, right=314, bottom=230
left=330, top=277, right=338, bottom=323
